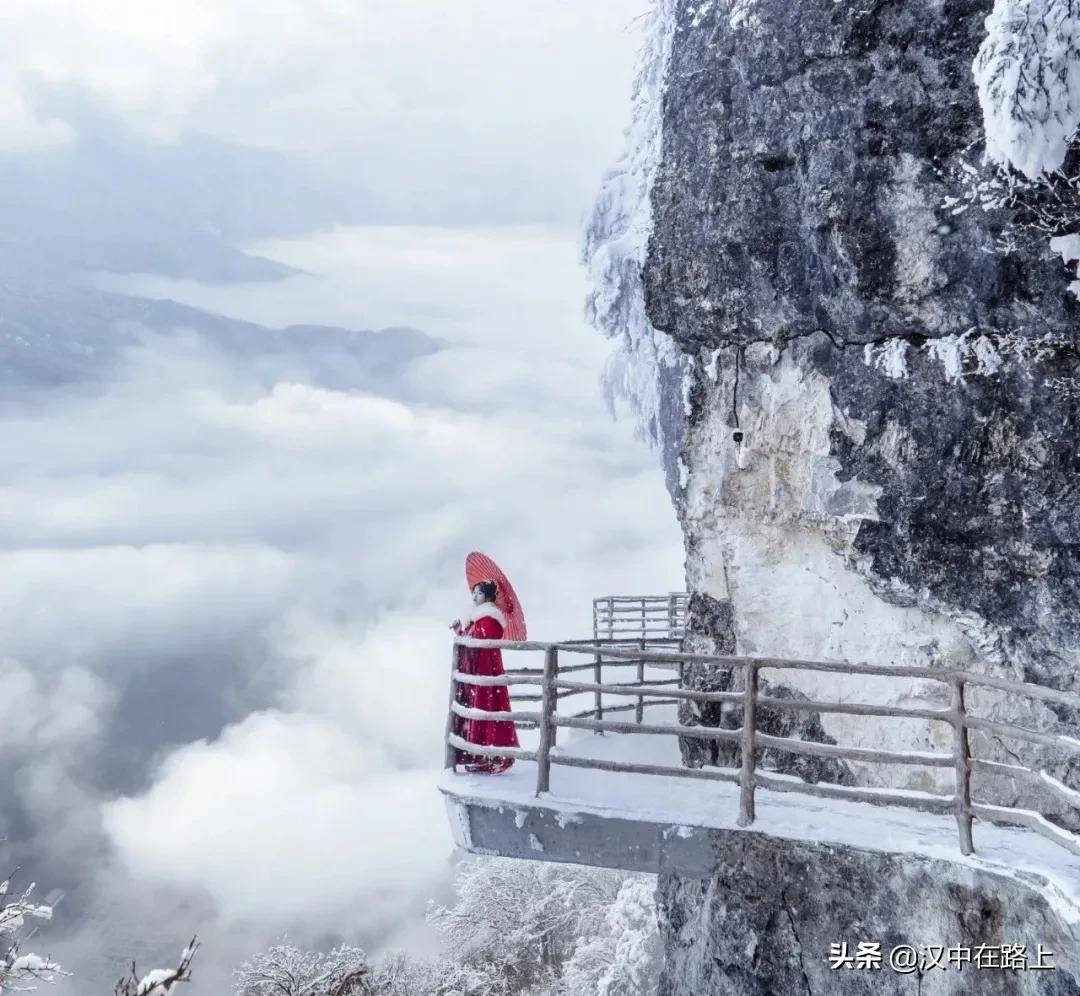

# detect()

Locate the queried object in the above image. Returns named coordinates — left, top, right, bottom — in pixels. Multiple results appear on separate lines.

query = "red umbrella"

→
left=465, top=551, right=527, bottom=640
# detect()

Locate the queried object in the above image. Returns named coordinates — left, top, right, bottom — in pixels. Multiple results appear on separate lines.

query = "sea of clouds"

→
left=3, top=224, right=682, bottom=993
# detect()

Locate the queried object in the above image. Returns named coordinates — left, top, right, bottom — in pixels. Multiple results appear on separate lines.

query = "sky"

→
left=0, top=3, right=684, bottom=993
left=2, top=1, right=652, bottom=225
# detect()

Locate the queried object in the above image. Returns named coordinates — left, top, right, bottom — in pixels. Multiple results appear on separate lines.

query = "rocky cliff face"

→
left=625, top=0, right=1080, bottom=814
left=587, top=0, right=1080, bottom=991
left=658, top=832, right=1080, bottom=996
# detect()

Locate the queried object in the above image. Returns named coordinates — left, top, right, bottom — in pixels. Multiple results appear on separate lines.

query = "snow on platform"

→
left=440, top=707, right=1080, bottom=924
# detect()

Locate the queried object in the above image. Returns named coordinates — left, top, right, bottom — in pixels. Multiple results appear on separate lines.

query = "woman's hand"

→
left=450, top=619, right=463, bottom=634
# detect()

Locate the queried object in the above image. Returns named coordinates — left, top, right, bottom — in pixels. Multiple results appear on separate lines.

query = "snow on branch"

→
left=231, top=859, right=661, bottom=996
left=974, top=0, right=1080, bottom=178
left=113, top=937, right=199, bottom=996
left=233, top=941, right=371, bottom=996
left=0, top=875, right=66, bottom=992
left=942, top=139, right=1080, bottom=254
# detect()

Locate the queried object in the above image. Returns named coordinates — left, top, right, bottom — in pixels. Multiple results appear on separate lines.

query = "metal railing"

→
left=592, top=593, right=687, bottom=641
left=445, top=639, right=1080, bottom=860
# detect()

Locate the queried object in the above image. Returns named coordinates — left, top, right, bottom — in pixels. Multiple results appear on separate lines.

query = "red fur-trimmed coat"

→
left=454, top=603, right=519, bottom=772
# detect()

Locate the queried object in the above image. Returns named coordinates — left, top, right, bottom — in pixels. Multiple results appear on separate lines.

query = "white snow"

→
left=728, top=0, right=763, bottom=31
left=974, top=0, right=1080, bottom=179
left=688, top=2, right=714, bottom=28
left=445, top=796, right=475, bottom=850
left=443, top=708, right=1080, bottom=924
left=862, top=339, right=910, bottom=380
left=924, top=330, right=1005, bottom=382
left=704, top=348, right=723, bottom=384
left=137, top=969, right=175, bottom=995
left=1041, top=769, right=1080, bottom=807
left=10, top=953, right=57, bottom=973
left=1051, top=232, right=1080, bottom=297
left=681, top=366, right=694, bottom=418
left=1050, top=232, right=1080, bottom=262
left=926, top=335, right=968, bottom=383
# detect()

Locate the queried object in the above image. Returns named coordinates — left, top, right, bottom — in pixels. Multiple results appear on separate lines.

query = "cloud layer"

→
left=1, top=5, right=674, bottom=989
left=2, top=224, right=682, bottom=993
left=2, top=1, right=644, bottom=224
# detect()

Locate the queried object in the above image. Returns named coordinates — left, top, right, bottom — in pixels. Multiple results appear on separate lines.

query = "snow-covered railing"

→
left=592, top=593, right=687, bottom=640
left=445, top=639, right=1080, bottom=860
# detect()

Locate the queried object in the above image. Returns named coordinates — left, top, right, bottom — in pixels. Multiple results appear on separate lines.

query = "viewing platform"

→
left=440, top=595, right=1080, bottom=919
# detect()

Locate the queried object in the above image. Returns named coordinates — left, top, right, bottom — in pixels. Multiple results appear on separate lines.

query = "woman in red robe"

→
left=451, top=580, right=520, bottom=773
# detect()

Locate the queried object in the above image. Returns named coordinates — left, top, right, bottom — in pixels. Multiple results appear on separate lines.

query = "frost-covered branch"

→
left=113, top=937, right=199, bottom=996
left=0, top=874, right=66, bottom=992
left=941, top=139, right=1080, bottom=255
left=233, top=941, right=371, bottom=996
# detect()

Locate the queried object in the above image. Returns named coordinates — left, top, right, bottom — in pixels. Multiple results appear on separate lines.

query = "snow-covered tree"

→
left=113, top=939, right=199, bottom=996
left=234, top=941, right=372, bottom=996
left=974, top=0, right=1080, bottom=179
left=1, top=860, right=199, bottom=995
left=582, top=0, right=687, bottom=459
left=0, top=875, right=65, bottom=991
left=557, top=877, right=662, bottom=996
left=428, top=857, right=625, bottom=990
left=372, top=952, right=511, bottom=996
left=944, top=2, right=1080, bottom=292
left=235, top=860, right=661, bottom=996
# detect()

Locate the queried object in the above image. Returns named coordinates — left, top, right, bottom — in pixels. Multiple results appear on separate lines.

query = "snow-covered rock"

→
left=589, top=0, right=1080, bottom=990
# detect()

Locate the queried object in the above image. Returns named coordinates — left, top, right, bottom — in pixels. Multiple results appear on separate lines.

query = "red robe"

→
left=454, top=608, right=520, bottom=773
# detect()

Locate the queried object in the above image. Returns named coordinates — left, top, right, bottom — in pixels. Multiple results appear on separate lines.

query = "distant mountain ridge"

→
left=0, top=280, right=441, bottom=395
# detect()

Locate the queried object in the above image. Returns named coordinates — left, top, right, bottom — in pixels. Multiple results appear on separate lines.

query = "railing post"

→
left=738, top=660, right=758, bottom=827
left=536, top=646, right=559, bottom=795
left=634, top=638, right=646, bottom=724
left=593, top=650, right=604, bottom=730
left=951, top=676, right=974, bottom=855
left=444, top=641, right=460, bottom=770
left=607, top=597, right=614, bottom=639
left=668, top=593, right=677, bottom=639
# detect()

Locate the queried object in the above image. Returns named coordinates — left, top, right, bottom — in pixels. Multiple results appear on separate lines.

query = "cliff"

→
left=586, top=0, right=1080, bottom=991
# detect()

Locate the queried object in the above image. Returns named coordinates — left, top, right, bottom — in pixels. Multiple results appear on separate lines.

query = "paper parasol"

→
left=466, top=551, right=527, bottom=640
